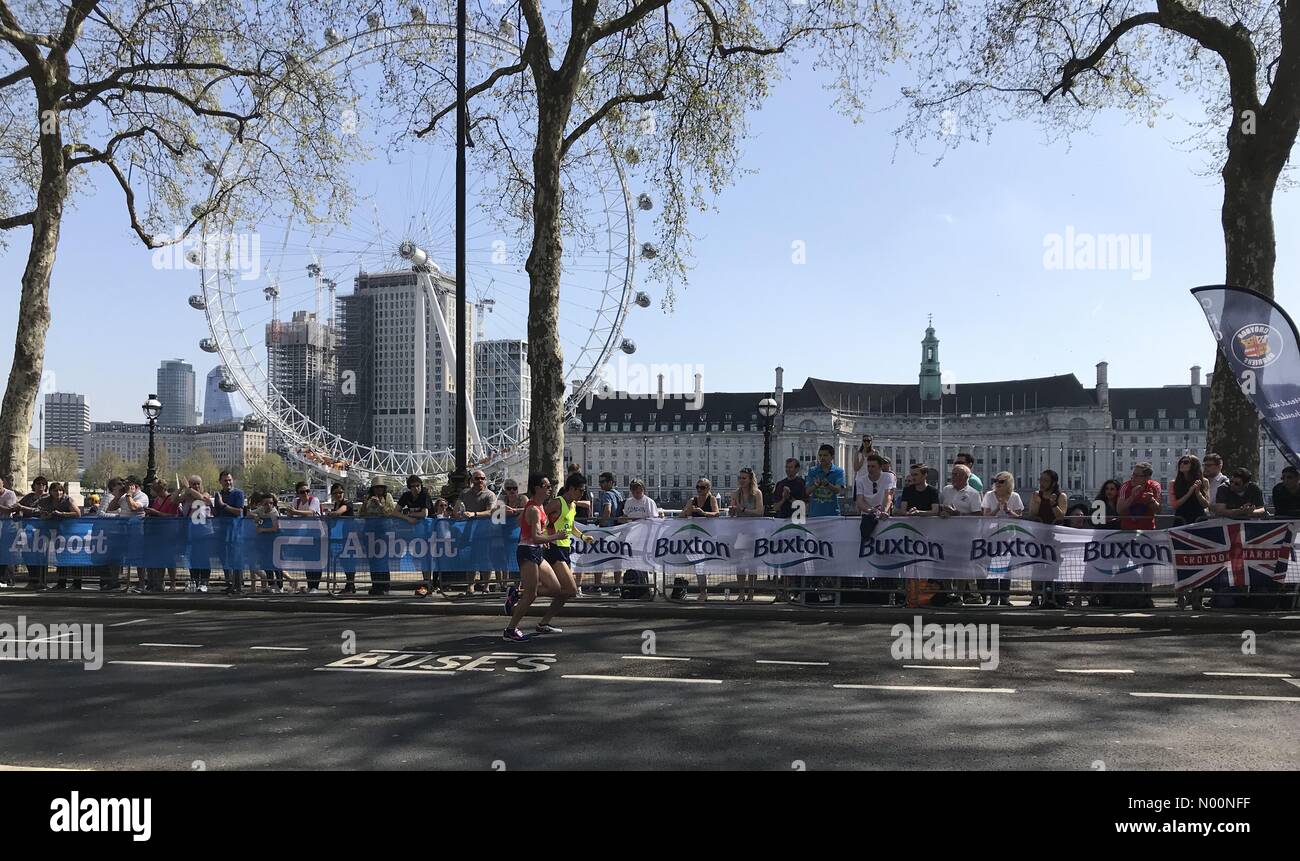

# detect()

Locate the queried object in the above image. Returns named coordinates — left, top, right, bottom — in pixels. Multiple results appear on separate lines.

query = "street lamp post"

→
left=142, top=394, right=162, bottom=487
left=758, top=397, right=778, bottom=505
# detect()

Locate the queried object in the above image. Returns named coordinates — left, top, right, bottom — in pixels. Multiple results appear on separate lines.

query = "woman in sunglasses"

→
left=1170, top=454, right=1209, bottom=526
left=504, top=474, right=574, bottom=643
left=981, top=472, right=1022, bottom=606
left=681, top=478, right=720, bottom=600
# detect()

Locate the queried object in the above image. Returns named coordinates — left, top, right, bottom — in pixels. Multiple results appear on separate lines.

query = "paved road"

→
left=1, top=605, right=1298, bottom=770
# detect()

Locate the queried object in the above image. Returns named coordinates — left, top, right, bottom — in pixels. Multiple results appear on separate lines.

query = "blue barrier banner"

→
left=3, top=515, right=1298, bottom=585
left=0, top=518, right=522, bottom=573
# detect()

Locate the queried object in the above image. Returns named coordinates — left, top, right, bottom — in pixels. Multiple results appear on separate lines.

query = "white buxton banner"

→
left=569, top=517, right=1300, bottom=586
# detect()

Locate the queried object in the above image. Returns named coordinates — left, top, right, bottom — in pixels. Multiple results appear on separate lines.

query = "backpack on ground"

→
left=620, top=569, right=652, bottom=599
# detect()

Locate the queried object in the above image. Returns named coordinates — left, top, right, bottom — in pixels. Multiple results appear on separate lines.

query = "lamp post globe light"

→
left=142, top=394, right=162, bottom=487
left=758, top=397, right=778, bottom=505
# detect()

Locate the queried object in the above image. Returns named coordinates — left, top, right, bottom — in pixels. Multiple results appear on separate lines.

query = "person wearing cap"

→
left=360, top=483, right=396, bottom=595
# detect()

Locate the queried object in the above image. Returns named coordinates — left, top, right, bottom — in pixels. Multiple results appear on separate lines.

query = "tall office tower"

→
left=474, top=339, right=530, bottom=444
left=157, top=359, right=197, bottom=427
left=334, top=268, right=473, bottom=453
left=203, top=367, right=238, bottom=424
left=43, top=392, right=91, bottom=458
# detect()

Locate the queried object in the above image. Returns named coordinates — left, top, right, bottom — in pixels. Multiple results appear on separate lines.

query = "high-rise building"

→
left=156, top=359, right=197, bottom=427
left=203, top=367, right=239, bottom=424
left=474, top=339, right=530, bottom=445
left=43, top=392, right=90, bottom=458
left=334, top=268, right=473, bottom=452
left=266, top=310, right=336, bottom=451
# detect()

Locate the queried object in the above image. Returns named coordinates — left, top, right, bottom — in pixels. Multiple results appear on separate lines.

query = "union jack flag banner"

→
left=1170, top=521, right=1294, bottom=589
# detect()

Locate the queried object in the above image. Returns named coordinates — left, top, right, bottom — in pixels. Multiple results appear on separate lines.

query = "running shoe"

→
left=502, top=627, right=530, bottom=642
left=534, top=623, right=563, bottom=634
left=504, top=585, right=519, bottom=616
left=414, top=585, right=429, bottom=597
left=197, top=584, right=209, bottom=594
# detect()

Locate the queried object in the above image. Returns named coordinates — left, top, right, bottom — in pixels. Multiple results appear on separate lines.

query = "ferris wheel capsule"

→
left=619, top=338, right=636, bottom=355
left=634, top=291, right=651, bottom=308
left=188, top=294, right=207, bottom=310
left=639, top=243, right=658, bottom=259
left=367, top=13, right=383, bottom=30
left=324, top=27, right=342, bottom=45
left=199, top=338, right=219, bottom=353
left=218, top=378, right=239, bottom=393
left=636, top=193, right=653, bottom=211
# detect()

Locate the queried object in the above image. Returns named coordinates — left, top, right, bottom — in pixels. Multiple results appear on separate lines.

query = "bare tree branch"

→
left=414, top=60, right=528, bottom=137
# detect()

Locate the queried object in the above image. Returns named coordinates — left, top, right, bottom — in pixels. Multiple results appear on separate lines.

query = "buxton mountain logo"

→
left=754, top=523, right=834, bottom=568
left=1233, top=322, right=1283, bottom=369
left=653, top=522, right=731, bottom=562
left=970, top=524, right=1058, bottom=572
left=859, top=521, right=944, bottom=570
left=1084, top=531, right=1172, bottom=577
left=571, top=528, right=634, bottom=566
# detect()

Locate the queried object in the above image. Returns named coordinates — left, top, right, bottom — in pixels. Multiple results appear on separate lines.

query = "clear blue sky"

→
left=4, top=59, right=1297, bottom=434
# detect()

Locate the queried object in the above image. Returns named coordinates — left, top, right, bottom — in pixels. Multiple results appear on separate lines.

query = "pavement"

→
left=1, top=585, right=1299, bottom=630
left=1, top=603, right=1298, bottom=770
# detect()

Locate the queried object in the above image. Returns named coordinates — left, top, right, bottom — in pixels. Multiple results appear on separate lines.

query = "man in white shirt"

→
left=938, top=464, right=984, bottom=604
left=939, top=465, right=984, bottom=516
left=115, top=477, right=150, bottom=593
left=854, top=453, right=896, bottom=515
left=0, top=476, right=16, bottom=587
left=1203, top=452, right=1229, bottom=502
left=619, top=480, right=661, bottom=520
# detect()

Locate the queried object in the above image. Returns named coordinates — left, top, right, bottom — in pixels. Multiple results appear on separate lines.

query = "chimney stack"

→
left=775, top=366, right=785, bottom=414
left=1191, top=365, right=1201, bottom=387
left=656, top=373, right=665, bottom=409
left=1095, top=361, right=1109, bottom=409
left=694, top=371, right=702, bottom=399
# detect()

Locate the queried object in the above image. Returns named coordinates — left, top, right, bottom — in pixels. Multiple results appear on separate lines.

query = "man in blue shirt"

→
left=590, top=472, right=624, bottom=595
left=214, top=470, right=247, bottom=594
left=805, top=444, right=846, bottom=518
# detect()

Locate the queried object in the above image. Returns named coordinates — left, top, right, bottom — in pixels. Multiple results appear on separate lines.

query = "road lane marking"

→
left=109, top=660, right=233, bottom=669
left=1202, top=672, right=1291, bottom=678
left=835, top=684, right=1016, bottom=694
left=562, top=674, right=722, bottom=685
left=367, top=649, right=558, bottom=657
left=904, top=664, right=983, bottom=671
left=1286, top=679, right=1300, bottom=690
left=622, top=655, right=690, bottom=662
left=139, top=643, right=203, bottom=648
left=1130, top=692, right=1300, bottom=703
left=173, top=610, right=197, bottom=616
left=755, top=660, right=829, bottom=666
left=109, top=619, right=149, bottom=627
left=314, top=667, right=454, bottom=676
left=1056, top=668, right=1135, bottom=674
left=250, top=646, right=309, bottom=651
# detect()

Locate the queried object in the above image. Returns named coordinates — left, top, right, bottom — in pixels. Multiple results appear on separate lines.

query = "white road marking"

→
left=835, top=684, right=1016, bottom=694
left=109, top=618, right=149, bottom=627
left=1130, top=692, right=1300, bottom=703
left=173, top=610, right=196, bottom=616
left=562, top=674, right=722, bottom=685
left=367, top=649, right=558, bottom=657
left=1286, top=679, right=1300, bottom=690
left=1202, top=672, right=1291, bottom=678
left=903, top=664, right=983, bottom=671
left=622, top=655, right=691, bottom=662
left=1056, top=668, right=1135, bottom=674
left=109, top=660, right=233, bottom=669
left=139, top=643, right=203, bottom=648
left=314, top=667, right=454, bottom=676
left=755, top=660, right=830, bottom=666
left=250, top=646, right=309, bottom=652
left=0, top=764, right=87, bottom=771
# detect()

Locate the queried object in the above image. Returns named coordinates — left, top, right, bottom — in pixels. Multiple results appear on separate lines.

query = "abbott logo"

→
left=50, top=791, right=151, bottom=841
left=273, top=523, right=329, bottom=570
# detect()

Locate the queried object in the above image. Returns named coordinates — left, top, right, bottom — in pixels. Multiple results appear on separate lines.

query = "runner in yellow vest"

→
left=545, top=473, right=595, bottom=610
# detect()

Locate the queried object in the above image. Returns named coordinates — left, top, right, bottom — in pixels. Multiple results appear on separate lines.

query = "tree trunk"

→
left=0, top=98, right=66, bottom=491
left=1206, top=146, right=1281, bottom=478
left=525, top=87, right=571, bottom=482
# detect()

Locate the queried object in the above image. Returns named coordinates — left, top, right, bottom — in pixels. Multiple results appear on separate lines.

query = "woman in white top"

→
left=730, top=468, right=764, bottom=602
left=980, top=471, right=1022, bottom=606
left=618, top=479, right=661, bottom=521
